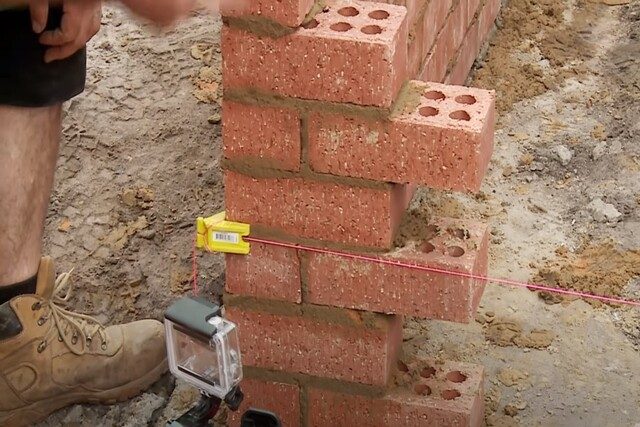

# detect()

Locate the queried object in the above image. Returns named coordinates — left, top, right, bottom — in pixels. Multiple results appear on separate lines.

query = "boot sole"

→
left=1, top=358, right=168, bottom=427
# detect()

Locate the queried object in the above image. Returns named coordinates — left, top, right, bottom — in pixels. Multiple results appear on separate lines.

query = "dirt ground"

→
left=37, top=0, right=640, bottom=425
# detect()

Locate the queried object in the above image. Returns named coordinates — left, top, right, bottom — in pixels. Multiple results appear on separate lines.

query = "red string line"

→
left=244, top=236, right=640, bottom=308
left=192, top=238, right=199, bottom=296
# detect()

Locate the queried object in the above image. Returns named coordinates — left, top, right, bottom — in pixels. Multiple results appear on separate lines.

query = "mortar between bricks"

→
left=224, top=295, right=398, bottom=329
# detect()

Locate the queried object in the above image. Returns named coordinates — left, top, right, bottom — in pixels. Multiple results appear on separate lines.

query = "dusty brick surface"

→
left=407, top=0, right=453, bottom=77
left=446, top=0, right=501, bottom=85
left=407, top=12, right=426, bottom=77
left=222, top=101, right=301, bottom=171
left=220, top=0, right=315, bottom=27
left=222, top=1, right=408, bottom=107
left=224, top=170, right=406, bottom=249
left=306, top=217, right=490, bottom=323
left=420, top=0, right=483, bottom=82
left=228, top=378, right=300, bottom=427
left=308, top=358, right=484, bottom=426
left=225, top=303, right=403, bottom=386
left=308, top=81, right=495, bottom=192
left=226, top=242, right=301, bottom=303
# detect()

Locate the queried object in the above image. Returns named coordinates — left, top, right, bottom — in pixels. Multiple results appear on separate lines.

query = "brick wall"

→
left=219, top=0, right=500, bottom=424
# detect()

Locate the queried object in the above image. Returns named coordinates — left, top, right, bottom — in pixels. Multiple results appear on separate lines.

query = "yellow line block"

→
left=196, top=211, right=250, bottom=255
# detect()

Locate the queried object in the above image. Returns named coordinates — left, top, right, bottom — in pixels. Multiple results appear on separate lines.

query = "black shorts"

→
left=0, top=7, right=86, bottom=107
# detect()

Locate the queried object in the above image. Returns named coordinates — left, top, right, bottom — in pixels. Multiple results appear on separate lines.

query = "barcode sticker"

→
left=212, top=231, right=240, bottom=244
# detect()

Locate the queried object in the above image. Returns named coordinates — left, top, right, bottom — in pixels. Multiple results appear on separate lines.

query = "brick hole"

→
left=424, top=90, right=445, bottom=101
left=446, top=246, right=465, bottom=257
left=338, top=6, right=359, bottom=17
left=330, top=22, right=353, bottom=32
left=419, top=106, right=439, bottom=117
left=421, top=242, right=436, bottom=253
left=414, top=384, right=432, bottom=396
left=361, top=25, right=383, bottom=35
left=450, top=110, right=471, bottom=121
left=448, top=228, right=469, bottom=240
left=420, top=366, right=436, bottom=379
left=398, top=360, right=410, bottom=372
left=455, top=95, right=477, bottom=105
left=425, top=224, right=441, bottom=237
left=369, top=10, right=390, bottom=20
left=441, top=389, right=461, bottom=400
left=446, top=371, right=467, bottom=383
left=302, top=19, right=319, bottom=29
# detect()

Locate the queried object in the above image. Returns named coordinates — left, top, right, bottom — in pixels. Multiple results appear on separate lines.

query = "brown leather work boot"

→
left=0, top=257, right=167, bottom=426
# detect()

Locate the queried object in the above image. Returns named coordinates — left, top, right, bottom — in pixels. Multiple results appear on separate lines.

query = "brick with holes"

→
left=224, top=170, right=406, bottom=250
left=223, top=101, right=301, bottom=171
left=308, top=81, right=495, bottom=192
left=308, top=358, right=484, bottom=426
left=305, top=217, right=489, bottom=323
left=225, top=297, right=403, bottom=386
left=220, top=0, right=315, bottom=27
left=222, top=1, right=408, bottom=107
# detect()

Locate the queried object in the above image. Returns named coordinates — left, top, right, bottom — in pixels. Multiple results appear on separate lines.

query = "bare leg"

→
left=0, top=105, right=61, bottom=286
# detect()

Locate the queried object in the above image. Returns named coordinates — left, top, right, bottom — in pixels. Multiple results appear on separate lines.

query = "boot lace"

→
left=32, top=269, right=108, bottom=355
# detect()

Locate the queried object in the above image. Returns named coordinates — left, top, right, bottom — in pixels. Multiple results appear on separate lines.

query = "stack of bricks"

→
left=219, top=0, right=500, bottom=425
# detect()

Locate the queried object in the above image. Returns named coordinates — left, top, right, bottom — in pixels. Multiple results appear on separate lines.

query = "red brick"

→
left=225, top=302, right=403, bottom=386
left=306, top=217, right=489, bottom=323
left=222, top=1, right=408, bottom=107
left=399, top=0, right=429, bottom=76
left=407, top=12, right=425, bottom=78
left=228, top=378, right=300, bottom=427
left=418, top=0, right=454, bottom=75
left=308, top=358, right=484, bottom=426
left=225, top=170, right=406, bottom=250
left=400, top=183, right=418, bottom=210
left=308, top=81, right=495, bottom=192
left=446, top=0, right=501, bottom=85
left=223, top=101, right=301, bottom=171
left=423, top=0, right=455, bottom=51
left=226, top=242, right=301, bottom=303
left=361, top=0, right=420, bottom=21
left=220, top=0, right=315, bottom=27
left=390, top=0, right=455, bottom=78
left=420, top=0, right=482, bottom=83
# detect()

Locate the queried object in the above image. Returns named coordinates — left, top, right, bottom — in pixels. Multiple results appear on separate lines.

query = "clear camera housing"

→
left=165, top=297, right=242, bottom=398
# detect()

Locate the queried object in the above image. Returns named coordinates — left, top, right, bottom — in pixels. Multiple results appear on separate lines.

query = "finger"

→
left=39, top=6, right=81, bottom=46
left=43, top=42, right=81, bottom=63
left=29, top=0, right=49, bottom=33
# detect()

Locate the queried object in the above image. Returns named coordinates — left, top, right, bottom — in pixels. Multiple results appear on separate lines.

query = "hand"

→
left=118, top=0, right=197, bottom=26
left=31, top=0, right=102, bottom=63
left=28, top=0, right=50, bottom=33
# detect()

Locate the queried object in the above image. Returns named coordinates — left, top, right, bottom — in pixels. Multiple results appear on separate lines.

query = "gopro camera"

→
left=164, top=296, right=242, bottom=398
left=164, top=297, right=281, bottom=427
